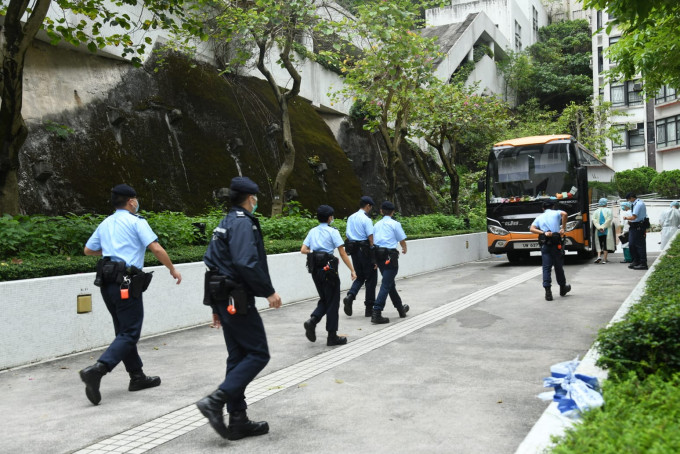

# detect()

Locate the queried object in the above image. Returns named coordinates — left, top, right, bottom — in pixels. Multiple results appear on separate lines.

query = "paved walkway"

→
left=0, top=253, right=654, bottom=454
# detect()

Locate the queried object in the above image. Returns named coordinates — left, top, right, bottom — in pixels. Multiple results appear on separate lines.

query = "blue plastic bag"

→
left=542, top=357, right=604, bottom=414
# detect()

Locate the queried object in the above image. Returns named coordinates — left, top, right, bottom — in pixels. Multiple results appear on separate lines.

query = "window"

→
left=657, top=115, right=680, bottom=148
left=597, top=47, right=603, bottom=74
left=612, top=123, right=645, bottom=149
left=532, top=7, right=539, bottom=35
left=647, top=122, right=655, bottom=143
left=656, top=85, right=677, bottom=104
left=597, top=10, right=602, bottom=29
left=609, top=36, right=620, bottom=46
left=515, top=21, right=522, bottom=51
left=611, top=80, right=643, bottom=107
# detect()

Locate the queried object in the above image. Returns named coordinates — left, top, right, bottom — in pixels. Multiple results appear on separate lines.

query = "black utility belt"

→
left=538, top=234, right=562, bottom=246
left=374, top=247, right=399, bottom=264
left=203, top=270, right=249, bottom=315
left=344, top=239, right=369, bottom=255
left=94, top=258, right=153, bottom=299
left=306, top=251, right=338, bottom=273
left=629, top=222, right=645, bottom=230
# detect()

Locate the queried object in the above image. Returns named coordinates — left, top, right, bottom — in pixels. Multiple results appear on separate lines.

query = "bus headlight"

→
left=488, top=225, right=509, bottom=236
left=566, top=221, right=580, bottom=232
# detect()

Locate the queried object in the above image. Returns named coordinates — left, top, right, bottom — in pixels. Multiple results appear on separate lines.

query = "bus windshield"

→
left=487, top=142, right=578, bottom=203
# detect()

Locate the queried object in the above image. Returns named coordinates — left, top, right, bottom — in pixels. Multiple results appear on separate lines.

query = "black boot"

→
left=343, top=293, right=355, bottom=316
left=364, top=302, right=373, bottom=317
left=559, top=284, right=572, bottom=296
left=545, top=287, right=553, bottom=301
left=396, top=304, right=410, bottom=318
left=196, top=389, right=229, bottom=438
left=371, top=310, right=389, bottom=324
left=128, top=370, right=161, bottom=392
left=79, top=361, right=108, bottom=405
left=304, top=315, right=319, bottom=342
left=327, top=331, right=348, bottom=346
left=227, top=410, right=269, bottom=440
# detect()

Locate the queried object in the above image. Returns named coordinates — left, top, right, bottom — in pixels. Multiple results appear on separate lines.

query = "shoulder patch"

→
left=252, top=225, right=257, bottom=230
left=236, top=211, right=246, bottom=217
left=133, top=213, right=146, bottom=219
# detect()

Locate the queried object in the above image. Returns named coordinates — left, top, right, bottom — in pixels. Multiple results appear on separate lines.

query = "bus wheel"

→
left=507, top=251, right=527, bottom=264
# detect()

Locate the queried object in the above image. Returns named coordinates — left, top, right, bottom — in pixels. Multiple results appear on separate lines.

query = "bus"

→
left=484, top=135, right=615, bottom=263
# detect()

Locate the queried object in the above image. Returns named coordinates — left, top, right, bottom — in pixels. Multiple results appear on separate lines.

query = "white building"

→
left=591, top=8, right=680, bottom=172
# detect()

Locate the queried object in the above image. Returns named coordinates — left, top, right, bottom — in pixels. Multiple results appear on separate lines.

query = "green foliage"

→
left=614, top=167, right=657, bottom=197
left=650, top=170, right=680, bottom=198
left=550, top=372, right=680, bottom=453
left=498, top=20, right=592, bottom=110
left=583, top=0, right=680, bottom=96
left=43, top=121, right=74, bottom=140
left=595, top=236, right=680, bottom=379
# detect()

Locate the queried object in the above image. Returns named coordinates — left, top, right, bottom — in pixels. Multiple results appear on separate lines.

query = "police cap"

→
left=230, top=176, right=259, bottom=194
left=111, top=184, right=137, bottom=198
left=360, top=196, right=375, bottom=206
left=381, top=200, right=395, bottom=211
left=317, top=204, right=334, bottom=218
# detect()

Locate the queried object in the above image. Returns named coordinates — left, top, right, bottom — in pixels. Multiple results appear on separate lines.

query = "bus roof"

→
left=494, top=135, right=573, bottom=147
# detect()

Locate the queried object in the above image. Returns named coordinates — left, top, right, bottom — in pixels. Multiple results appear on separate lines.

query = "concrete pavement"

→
left=0, top=253, right=654, bottom=454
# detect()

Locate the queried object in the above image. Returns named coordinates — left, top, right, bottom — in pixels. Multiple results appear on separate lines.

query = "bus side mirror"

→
left=477, top=179, right=486, bottom=192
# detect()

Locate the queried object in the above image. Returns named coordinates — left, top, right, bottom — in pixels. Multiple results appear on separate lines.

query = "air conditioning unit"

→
left=633, top=82, right=643, bottom=91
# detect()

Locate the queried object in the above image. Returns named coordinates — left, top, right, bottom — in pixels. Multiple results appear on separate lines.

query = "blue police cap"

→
left=317, top=204, right=334, bottom=218
left=111, top=184, right=137, bottom=197
left=230, top=176, right=259, bottom=194
left=360, top=196, right=375, bottom=206
left=381, top=200, right=395, bottom=211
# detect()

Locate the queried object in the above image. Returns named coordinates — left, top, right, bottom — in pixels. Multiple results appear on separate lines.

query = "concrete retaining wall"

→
left=0, top=233, right=488, bottom=370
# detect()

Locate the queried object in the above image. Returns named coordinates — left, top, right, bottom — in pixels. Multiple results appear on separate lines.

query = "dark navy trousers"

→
left=310, top=268, right=341, bottom=331
left=98, top=282, right=144, bottom=373
left=374, top=260, right=403, bottom=311
left=216, top=301, right=270, bottom=413
left=628, top=225, right=647, bottom=266
left=540, top=244, right=566, bottom=288
left=348, top=246, right=377, bottom=306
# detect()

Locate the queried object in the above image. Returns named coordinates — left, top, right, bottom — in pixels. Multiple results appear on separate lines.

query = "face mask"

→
left=251, top=196, right=258, bottom=214
left=133, top=199, right=140, bottom=213
left=329, top=217, right=334, bottom=225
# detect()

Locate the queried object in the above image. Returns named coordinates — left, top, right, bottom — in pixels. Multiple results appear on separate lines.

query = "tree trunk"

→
left=0, top=0, right=52, bottom=215
left=435, top=140, right=460, bottom=215
left=378, top=125, right=397, bottom=201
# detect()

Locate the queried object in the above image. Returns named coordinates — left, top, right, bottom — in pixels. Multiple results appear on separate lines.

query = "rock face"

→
left=18, top=44, right=437, bottom=217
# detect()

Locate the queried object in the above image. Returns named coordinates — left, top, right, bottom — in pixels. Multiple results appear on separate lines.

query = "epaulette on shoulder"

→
left=133, top=213, right=146, bottom=219
left=236, top=210, right=246, bottom=217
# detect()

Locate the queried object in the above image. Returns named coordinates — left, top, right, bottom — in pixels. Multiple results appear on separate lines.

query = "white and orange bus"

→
left=483, top=135, right=615, bottom=263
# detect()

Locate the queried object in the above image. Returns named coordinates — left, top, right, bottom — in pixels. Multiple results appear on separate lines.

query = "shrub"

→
left=614, top=168, right=654, bottom=197
left=650, top=170, right=680, bottom=198
left=595, top=235, right=680, bottom=379
left=550, top=372, right=680, bottom=453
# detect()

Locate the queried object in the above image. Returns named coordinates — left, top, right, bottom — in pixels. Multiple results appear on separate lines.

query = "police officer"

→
left=343, top=196, right=377, bottom=317
left=529, top=200, right=571, bottom=301
left=371, top=201, right=409, bottom=324
left=624, top=192, right=648, bottom=270
left=197, top=176, right=282, bottom=440
left=302, top=205, right=356, bottom=346
left=80, top=184, right=182, bottom=406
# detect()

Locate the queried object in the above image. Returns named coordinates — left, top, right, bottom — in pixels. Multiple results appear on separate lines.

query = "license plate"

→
left=514, top=242, right=539, bottom=249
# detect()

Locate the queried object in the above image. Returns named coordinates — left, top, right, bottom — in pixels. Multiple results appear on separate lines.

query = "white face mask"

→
left=329, top=217, right=334, bottom=225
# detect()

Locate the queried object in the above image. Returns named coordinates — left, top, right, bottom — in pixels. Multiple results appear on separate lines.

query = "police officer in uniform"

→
left=80, top=184, right=182, bottom=406
left=371, top=201, right=409, bottom=324
left=624, top=192, right=649, bottom=270
left=302, top=205, right=356, bottom=346
left=343, top=196, right=377, bottom=317
left=197, top=177, right=282, bottom=440
left=530, top=200, right=572, bottom=301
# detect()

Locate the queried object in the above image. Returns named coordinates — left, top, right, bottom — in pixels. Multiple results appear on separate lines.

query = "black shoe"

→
left=364, top=304, right=373, bottom=317
left=79, top=362, right=108, bottom=405
left=304, top=316, right=318, bottom=342
left=628, top=263, right=639, bottom=269
left=128, top=371, right=161, bottom=391
left=559, top=284, right=571, bottom=297
left=545, top=287, right=553, bottom=301
left=633, top=264, right=648, bottom=270
left=327, top=333, right=348, bottom=346
left=196, top=389, right=229, bottom=438
left=397, top=304, right=410, bottom=318
left=227, top=410, right=269, bottom=440
left=343, top=293, right=355, bottom=316
left=371, top=310, right=389, bottom=324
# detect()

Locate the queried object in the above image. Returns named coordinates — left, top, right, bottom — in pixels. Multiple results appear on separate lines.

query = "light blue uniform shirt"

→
left=373, top=216, right=407, bottom=249
left=345, top=209, right=374, bottom=241
left=85, top=210, right=158, bottom=269
left=631, top=199, right=647, bottom=224
left=303, top=223, right=344, bottom=253
left=531, top=209, right=563, bottom=233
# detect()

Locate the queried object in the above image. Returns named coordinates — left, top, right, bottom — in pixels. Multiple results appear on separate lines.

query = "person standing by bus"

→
left=530, top=200, right=571, bottom=301
left=592, top=198, right=615, bottom=264
left=624, top=193, right=648, bottom=270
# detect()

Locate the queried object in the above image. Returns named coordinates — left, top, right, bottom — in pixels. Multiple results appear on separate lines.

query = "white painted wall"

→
left=0, top=233, right=489, bottom=370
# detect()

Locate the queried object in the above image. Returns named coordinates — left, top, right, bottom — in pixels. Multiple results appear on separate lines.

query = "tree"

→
left=413, top=81, right=509, bottom=214
left=497, top=20, right=592, bottom=111
left=195, top=0, right=333, bottom=216
left=584, top=0, right=680, bottom=94
left=0, top=0, right=200, bottom=214
left=332, top=0, right=439, bottom=204
left=555, top=100, right=621, bottom=158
